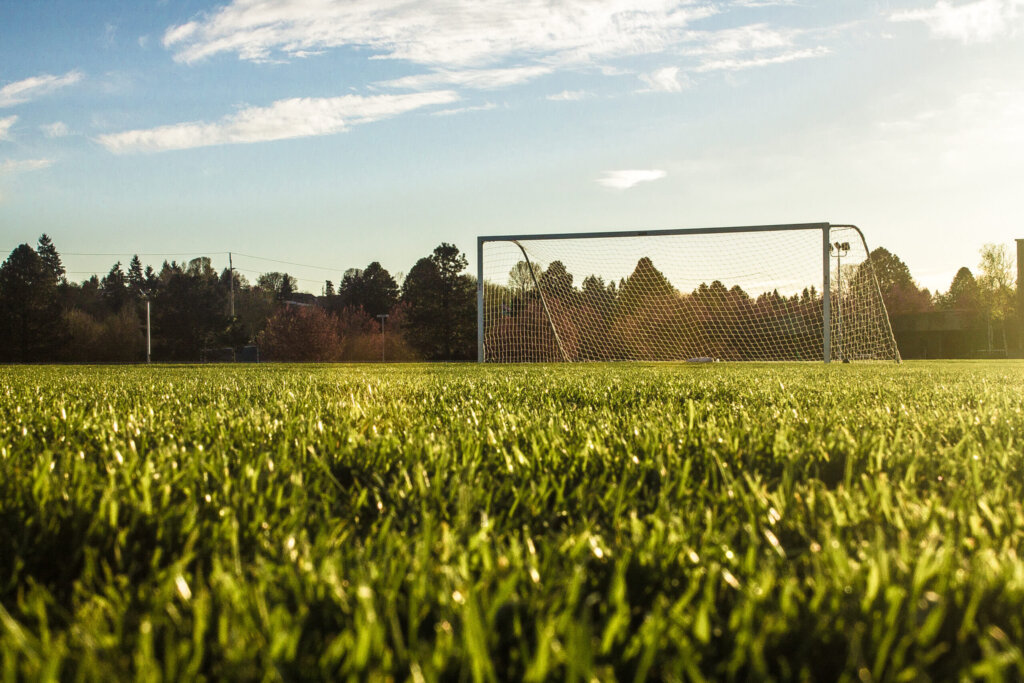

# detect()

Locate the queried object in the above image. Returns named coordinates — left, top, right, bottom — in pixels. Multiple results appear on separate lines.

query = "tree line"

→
left=482, top=244, right=1018, bottom=361
left=0, top=236, right=476, bottom=363
left=863, top=244, right=1018, bottom=353
left=488, top=255, right=881, bottom=362
left=0, top=235, right=1017, bottom=363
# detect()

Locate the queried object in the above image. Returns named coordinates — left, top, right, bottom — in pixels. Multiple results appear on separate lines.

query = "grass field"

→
left=1, top=361, right=1023, bottom=681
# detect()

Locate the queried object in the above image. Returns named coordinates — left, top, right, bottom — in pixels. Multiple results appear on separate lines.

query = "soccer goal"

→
left=476, top=223, right=900, bottom=363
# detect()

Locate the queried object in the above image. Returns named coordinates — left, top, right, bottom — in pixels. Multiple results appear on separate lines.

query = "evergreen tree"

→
left=339, top=262, right=399, bottom=317
left=937, top=267, right=980, bottom=312
left=616, top=257, right=675, bottom=318
left=0, top=244, right=62, bottom=361
left=102, top=262, right=129, bottom=311
left=540, top=260, right=574, bottom=295
left=128, top=255, right=146, bottom=298
left=862, top=247, right=932, bottom=315
left=36, top=234, right=65, bottom=284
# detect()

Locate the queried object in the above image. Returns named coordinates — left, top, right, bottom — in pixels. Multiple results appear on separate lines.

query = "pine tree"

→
left=36, top=234, right=65, bottom=284
left=102, top=262, right=129, bottom=311
left=0, top=244, right=62, bottom=361
left=128, top=255, right=146, bottom=297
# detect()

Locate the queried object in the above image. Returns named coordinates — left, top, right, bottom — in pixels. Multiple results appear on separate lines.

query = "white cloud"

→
left=639, top=66, right=688, bottom=92
left=41, top=121, right=70, bottom=138
left=97, top=90, right=458, bottom=153
left=731, top=0, right=798, bottom=6
left=0, top=115, right=16, bottom=140
left=0, top=158, right=53, bottom=174
left=694, top=46, right=829, bottom=72
left=891, top=0, right=1024, bottom=43
left=684, top=23, right=795, bottom=56
left=597, top=169, right=667, bottom=190
left=379, top=66, right=552, bottom=91
left=163, top=0, right=717, bottom=66
left=432, top=102, right=498, bottom=116
left=0, top=70, right=83, bottom=108
left=547, top=90, right=591, bottom=101
left=0, top=157, right=52, bottom=203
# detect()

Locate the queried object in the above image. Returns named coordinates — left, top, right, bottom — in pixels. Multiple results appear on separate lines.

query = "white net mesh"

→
left=480, top=225, right=900, bottom=362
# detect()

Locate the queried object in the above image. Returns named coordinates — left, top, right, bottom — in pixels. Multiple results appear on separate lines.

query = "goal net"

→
left=477, top=223, right=900, bottom=363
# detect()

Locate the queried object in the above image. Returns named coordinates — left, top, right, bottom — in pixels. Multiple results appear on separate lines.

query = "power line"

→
left=64, top=249, right=342, bottom=276
left=231, top=252, right=340, bottom=273
left=63, top=251, right=229, bottom=257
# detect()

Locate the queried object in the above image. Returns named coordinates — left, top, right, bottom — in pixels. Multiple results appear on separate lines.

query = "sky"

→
left=1, top=0, right=1022, bottom=294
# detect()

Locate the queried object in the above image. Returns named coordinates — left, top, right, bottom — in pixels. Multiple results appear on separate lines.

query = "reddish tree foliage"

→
left=258, top=305, right=343, bottom=361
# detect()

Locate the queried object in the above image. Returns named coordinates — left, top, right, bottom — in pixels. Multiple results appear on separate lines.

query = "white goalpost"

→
left=476, top=223, right=900, bottom=363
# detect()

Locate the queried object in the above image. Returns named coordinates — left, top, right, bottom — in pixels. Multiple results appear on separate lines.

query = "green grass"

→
left=1, top=361, right=1023, bottom=681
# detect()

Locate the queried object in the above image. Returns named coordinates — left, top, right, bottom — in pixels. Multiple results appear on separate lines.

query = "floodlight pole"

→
left=831, top=241, right=850, bottom=362
left=377, top=314, right=388, bottom=362
left=229, top=252, right=235, bottom=318
left=144, top=295, right=151, bottom=364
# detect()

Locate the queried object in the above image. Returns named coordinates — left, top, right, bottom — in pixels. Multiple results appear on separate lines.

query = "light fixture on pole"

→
left=830, top=241, right=850, bottom=362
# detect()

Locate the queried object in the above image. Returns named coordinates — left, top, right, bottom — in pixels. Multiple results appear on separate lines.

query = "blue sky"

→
left=1, top=0, right=1021, bottom=293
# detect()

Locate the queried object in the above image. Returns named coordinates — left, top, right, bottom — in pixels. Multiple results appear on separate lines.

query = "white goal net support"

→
left=476, top=223, right=900, bottom=363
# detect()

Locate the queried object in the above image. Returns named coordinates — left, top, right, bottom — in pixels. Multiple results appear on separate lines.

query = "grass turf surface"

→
left=1, top=361, right=1023, bottom=681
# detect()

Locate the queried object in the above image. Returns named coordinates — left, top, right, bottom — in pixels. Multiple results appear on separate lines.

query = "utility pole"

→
left=145, top=296, right=151, bottom=363
left=229, top=252, right=235, bottom=318
left=377, top=314, right=388, bottom=362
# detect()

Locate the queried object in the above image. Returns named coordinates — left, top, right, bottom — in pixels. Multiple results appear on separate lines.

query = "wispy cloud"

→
left=732, top=0, right=798, bottom=6
left=0, top=156, right=52, bottom=203
left=684, top=23, right=795, bottom=56
left=431, top=102, right=497, bottom=116
left=639, top=66, right=688, bottom=92
left=97, top=90, right=458, bottom=153
left=597, top=169, right=667, bottom=190
left=163, top=0, right=717, bottom=66
left=891, top=0, right=1024, bottom=43
left=0, top=116, right=16, bottom=140
left=0, top=158, right=53, bottom=174
left=694, top=46, right=829, bottom=72
left=379, top=66, right=552, bottom=91
left=0, top=70, right=83, bottom=108
left=41, top=121, right=70, bottom=138
left=547, top=90, right=591, bottom=101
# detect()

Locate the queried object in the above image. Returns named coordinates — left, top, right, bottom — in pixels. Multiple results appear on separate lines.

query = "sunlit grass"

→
left=1, top=361, right=1023, bottom=680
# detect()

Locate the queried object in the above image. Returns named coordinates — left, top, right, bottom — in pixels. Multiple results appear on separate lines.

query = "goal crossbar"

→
left=478, top=221, right=829, bottom=244
left=477, top=223, right=900, bottom=364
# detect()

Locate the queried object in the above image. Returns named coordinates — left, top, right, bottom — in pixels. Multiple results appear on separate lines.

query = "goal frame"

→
left=476, top=222, right=899, bottom=363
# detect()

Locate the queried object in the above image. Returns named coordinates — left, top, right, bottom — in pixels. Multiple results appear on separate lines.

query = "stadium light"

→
left=831, top=242, right=850, bottom=362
